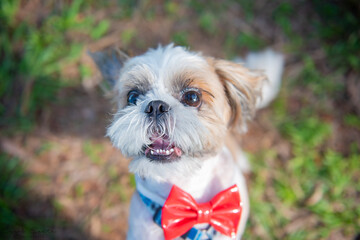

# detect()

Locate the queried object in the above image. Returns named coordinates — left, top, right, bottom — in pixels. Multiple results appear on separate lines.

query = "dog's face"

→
left=91, top=45, right=263, bottom=181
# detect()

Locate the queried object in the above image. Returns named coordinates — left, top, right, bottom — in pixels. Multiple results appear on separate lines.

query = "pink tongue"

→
left=148, top=137, right=182, bottom=157
left=151, top=138, right=169, bottom=149
left=174, top=147, right=182, bottom=157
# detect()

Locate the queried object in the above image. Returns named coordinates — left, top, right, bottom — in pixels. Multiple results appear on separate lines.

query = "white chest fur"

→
left=127, top=147, right=249, bottom=240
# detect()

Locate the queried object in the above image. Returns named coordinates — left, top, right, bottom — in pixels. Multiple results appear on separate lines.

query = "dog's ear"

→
left=89, top=48, right=129, bottom=86
left=209, top=58, right=265, bottom=131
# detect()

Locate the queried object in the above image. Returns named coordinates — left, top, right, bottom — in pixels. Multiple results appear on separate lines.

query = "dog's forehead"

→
left=119, top=45, right=209, bottom=91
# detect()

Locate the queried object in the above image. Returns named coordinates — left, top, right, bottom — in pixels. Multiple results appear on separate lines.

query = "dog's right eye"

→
left=127, top=90, right=140, bottom=105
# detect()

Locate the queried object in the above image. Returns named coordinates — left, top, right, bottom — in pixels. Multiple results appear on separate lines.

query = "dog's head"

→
left=91, top=44, right=264, bottom=181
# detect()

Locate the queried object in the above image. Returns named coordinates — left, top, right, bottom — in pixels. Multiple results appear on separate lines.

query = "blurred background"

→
left=0, top=0, right=359, bottom=239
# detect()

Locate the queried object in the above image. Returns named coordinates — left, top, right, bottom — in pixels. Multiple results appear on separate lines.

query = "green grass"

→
left=0, top=155, right=27, bottom=228
left=312, top=0, right=360, bottom=72
left=172, top=32, right=189, bottom=47
left=83, top=141, right=104, bottom=165
left=0, top=154, right=49, bottom=239
left=198, top=11, right=217, bottom=35
left=121, top=28, right=138, bottom=47
left=344, top=114, right=360, bottom=130
left=244, top=113, right=360, bottom=239
left=0, top=0, right=109, bottom=133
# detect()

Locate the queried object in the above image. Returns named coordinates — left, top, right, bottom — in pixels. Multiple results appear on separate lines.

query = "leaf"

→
left=91, top=20, right=110, bottom=39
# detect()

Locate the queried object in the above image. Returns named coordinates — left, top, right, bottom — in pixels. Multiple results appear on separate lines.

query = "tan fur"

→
left=224, top=133, right=239, bottom=164
left=207, top=58, right=265, bottom=131
left=204, top=58, right=266, bottom=162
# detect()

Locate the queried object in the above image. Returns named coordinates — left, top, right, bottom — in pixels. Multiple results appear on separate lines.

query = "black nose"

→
left=145, top=100, right=170, bottom=119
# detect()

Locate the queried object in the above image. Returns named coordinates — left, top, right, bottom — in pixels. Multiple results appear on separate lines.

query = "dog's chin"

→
left=128, top=154, right=203, bottom=182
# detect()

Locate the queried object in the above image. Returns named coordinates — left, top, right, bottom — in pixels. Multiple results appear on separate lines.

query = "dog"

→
left=90, top=44, right=283, bottom=240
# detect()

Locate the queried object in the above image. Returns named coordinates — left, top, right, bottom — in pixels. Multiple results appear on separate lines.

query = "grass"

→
left=0, top=1, right=109, bottom=238
left=83, top=140, right=104, bottom=165
left=198, top=11, right=217, bottom=35
left=121, top=28, right=138, bottom=47
left=240, top=1, right=360, bottom=235
left=172, top=32, right=189, bottom=47
left=0, top=155, right=27, bottom=233
left=245, top=117, right=360, bottom=239
left=0, top=0, right=109, bottom=132
left=0, top=154, right=53, bottom=239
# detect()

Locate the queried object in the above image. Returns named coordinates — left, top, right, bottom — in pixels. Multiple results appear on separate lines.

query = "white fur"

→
left=95, top=45, right=283, bottom=240
left=235, top=48, right=284, bottom=109
left=128, top=147, right=249, bottom=240
left=107, top=45, right=219, bottom=182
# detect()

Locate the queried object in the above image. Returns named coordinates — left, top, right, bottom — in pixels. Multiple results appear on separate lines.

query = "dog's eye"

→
left=127, top=90, right=140, bottom=105
left=181, top=90, right=201, bottom=107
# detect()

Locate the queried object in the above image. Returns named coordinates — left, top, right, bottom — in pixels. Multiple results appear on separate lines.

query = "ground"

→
left=0, top=1, right=359, bottom=240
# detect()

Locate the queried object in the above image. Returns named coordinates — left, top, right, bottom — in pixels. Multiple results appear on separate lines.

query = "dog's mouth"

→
left=144, top=136, right=182, bottom=162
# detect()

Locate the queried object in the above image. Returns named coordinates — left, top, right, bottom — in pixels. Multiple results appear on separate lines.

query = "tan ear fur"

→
left=209, top=58, right=265, bottom=131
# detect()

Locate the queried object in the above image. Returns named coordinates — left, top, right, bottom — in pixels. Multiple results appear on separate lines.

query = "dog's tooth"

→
left=156, top=149, right=160, bottom=153
left=166, top=150, right=170, bottom=155
left=170, top=148, right=174, bottom=152
left=151, top=150, right=154, bottom=155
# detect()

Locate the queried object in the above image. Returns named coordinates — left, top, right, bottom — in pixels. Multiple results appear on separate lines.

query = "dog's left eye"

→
left=127, top=90, right=140, bottom=105
left=181, top=90, right=202, bottom=107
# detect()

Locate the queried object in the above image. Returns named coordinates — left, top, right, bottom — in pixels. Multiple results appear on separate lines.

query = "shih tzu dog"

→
left=90, top=44, right=283, bottom=240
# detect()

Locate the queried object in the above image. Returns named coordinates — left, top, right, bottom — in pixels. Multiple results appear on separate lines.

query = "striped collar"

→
left=138, top=190, right=218, bottom=240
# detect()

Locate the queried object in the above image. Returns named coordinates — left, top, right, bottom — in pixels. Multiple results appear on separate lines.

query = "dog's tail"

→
left=235, top=48, right=284, bottom=109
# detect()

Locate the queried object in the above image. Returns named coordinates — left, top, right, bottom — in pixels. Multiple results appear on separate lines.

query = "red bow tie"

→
left=161, top=184, right=242, bottom=240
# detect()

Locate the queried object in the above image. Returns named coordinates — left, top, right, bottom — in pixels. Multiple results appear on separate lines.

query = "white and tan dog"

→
left=91, top=44, right=283, bottom=240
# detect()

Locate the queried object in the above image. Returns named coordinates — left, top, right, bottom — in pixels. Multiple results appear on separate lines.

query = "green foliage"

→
left=271, top=1, right=360, bottom=74
left=282, top=117, right=331, bottom=153
left=186, top=0, right=229, bottom=14
left=172, top=32, right=189, bottom=46
left=0, top=0, right=19, bottom=23
left=0, top=155, right=26, bottom=209
left=236, top=32, right=265, bottom=51
left=83, top=141, right=104, bottom=165
left=108, top=182, right=128, bottom=202
left=224, top=32, right=265, bottom=58
left=129, top=174, right=136, bottom=188
left=344, top=114, right=360, bottom=130
left=74, top=184, right=84, bottom=198
left=116, top=0, right=138, bottom=19
left=0, top=154, right=47, bottom=239
left=273, top=2, right=294, bottom=37
left=0, top=0, right=108, bottom=133
left=165, top=1, right=180, bottom=18
left=312, top=0, right=360, bottom=72
left=237, top=0, right=254, bottom=20
left=246, top=116, right=360, bottom=239
left=121, top=28, right=137, bottom=47
left=91, top=20, right=110, bottom=40
left=198, top=12, right=217, bottom=35
left=102, top=224, right=111, bottom=233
